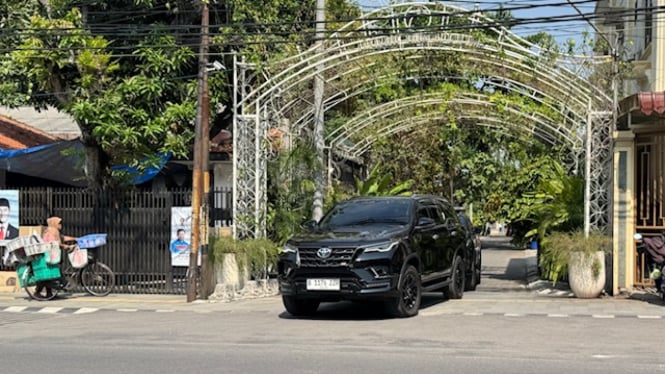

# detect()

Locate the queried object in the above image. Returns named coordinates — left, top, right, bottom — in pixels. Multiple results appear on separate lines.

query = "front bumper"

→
left=278, top=268, right=399, bottom=301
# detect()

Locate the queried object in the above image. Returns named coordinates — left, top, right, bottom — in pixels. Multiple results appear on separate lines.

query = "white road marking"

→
left=4, top=306, right=27, bottom=313
left=36, top=307, right=63, bottom=314
left=74, top=307, right=99, bottom=314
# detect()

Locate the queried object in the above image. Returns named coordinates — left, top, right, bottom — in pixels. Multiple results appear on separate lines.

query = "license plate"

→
left=306, top=278, right=340, bottom=291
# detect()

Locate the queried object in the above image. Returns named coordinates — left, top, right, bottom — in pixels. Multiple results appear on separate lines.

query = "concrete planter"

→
left=211, top=253, right=278, bottom=301
left=568, top=251, right=605, bottom=299
left=215, top=253, right=248, bottom=289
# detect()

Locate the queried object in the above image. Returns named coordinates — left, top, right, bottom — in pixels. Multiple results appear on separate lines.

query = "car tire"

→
left=386, top=264, right=421, bottom=318
left=282, top=295, right=320, bottom=317
left=465, top=253, right=481, bottom=291
left=476, top=251, right=482, bottom=286
left=444, top=256, right=465, bottom=299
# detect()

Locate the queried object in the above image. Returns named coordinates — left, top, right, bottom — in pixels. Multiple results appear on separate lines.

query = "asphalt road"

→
left=3, top=301, right=663, bottom=374
left=2, top=236, right=663, bottom=373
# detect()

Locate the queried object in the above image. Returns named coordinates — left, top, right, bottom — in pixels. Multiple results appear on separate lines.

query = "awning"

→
left=617, top=91, right=665, bottom=130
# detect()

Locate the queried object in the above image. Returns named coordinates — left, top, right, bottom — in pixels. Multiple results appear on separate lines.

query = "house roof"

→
left=0, top=114, right=61, bottom=150
left=0, top=106, right=81, bottom=144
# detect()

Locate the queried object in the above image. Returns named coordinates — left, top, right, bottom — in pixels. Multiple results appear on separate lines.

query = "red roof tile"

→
left=0, top=114, right=61, bottom=150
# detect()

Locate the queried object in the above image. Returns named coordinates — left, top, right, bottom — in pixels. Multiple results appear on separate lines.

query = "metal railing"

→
left=1, top=187, right=233, bottom=295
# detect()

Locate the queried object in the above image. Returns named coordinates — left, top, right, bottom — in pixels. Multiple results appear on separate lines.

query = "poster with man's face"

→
left=0, top=190, right=19, bottom=242
left=170, top=207, right=199, bottom=266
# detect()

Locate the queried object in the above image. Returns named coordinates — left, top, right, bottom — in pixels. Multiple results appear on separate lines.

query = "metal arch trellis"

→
left=325, top=93, right=582, bottom=158
left=232, top=1, right=614, bottom=239
left=586, top=111, right=614, bottom=233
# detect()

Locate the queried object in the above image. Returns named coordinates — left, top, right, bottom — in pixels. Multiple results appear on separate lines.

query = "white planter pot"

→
left=568, top=251, right=605, bottom=299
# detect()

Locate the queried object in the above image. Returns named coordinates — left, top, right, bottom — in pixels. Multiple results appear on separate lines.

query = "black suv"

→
left=277, top=195, right=475, bottom=318
left=454, top=207, right=482, bottom=291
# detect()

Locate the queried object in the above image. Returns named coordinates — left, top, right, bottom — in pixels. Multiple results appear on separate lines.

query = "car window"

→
left=417, top=204, right=443, bottom=225
left=457, top=213, right=470, bottom=229
left=436, top=200, right=460, bottom=226
left=429, top=206, right=444, bottom=224
left=320, top=199, right=412, bottom=228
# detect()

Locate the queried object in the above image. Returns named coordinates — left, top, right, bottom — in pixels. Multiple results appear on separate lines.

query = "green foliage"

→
left=0, top=1, right=205, bottom=186
left=355, top=163, right=414, bottom=196
left=513, top=160, right=584, bottom=244
left=266, top=141, right=319, bottom=244
left=210, top=235, right=280, bottom=280
left=539, top=230, right=611, bottom=285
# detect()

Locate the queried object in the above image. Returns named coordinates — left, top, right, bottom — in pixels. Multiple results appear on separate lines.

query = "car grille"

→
left=298, top=247, right=356, bottom=268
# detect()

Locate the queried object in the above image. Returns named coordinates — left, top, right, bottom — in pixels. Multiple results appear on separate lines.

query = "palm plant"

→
left=355, top=164, right=415, bottom=196
left=519, top=161, right=584, bottom=242
left=517, top=161, right=610, bottom=289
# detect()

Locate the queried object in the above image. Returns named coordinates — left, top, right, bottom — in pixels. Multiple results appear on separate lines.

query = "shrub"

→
left=539, top=230, right=611, bottom=285
left=210, top=235, right=280, bottom=280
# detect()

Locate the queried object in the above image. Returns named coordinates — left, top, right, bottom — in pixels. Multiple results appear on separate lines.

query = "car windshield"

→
left=320, top=199, right=412, bottom=228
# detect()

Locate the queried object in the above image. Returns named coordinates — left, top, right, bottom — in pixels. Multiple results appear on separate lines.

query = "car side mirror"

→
left=416, top=217, right=435, bottom=227
left=303, top=219, right=319, bottom=230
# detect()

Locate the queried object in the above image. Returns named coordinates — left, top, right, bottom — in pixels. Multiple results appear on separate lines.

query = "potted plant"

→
left=540, top=230, right=611, bottom=298
left=209, top=233, right=281, bottom=288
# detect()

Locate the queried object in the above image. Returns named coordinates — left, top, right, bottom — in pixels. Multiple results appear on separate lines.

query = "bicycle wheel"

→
left=22, top=268, right=58, bottom=301
left=80, top=261, right=115, bottom=296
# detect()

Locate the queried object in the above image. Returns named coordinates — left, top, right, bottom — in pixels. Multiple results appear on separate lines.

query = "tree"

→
left=0, top=1, right=207, bottom=188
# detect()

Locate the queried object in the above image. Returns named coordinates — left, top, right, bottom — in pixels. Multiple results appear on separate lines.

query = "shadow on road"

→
left=481, top=235, right=524, bottom=251
left=483, top=258, right=531, bottom=281
left=278, top=294, right=451, bottom=321
left=627, top=290, right=665, bottom=307
left=279, top=236, right=538, bottom=320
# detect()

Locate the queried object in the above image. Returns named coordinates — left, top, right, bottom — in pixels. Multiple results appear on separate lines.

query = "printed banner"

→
left=170, top=207, right=200, bottom=266
left=0, top=190, right=19, bottom=244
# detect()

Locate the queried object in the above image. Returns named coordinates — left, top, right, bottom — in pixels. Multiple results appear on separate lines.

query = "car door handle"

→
left=432, top=234, right=439, bottom=240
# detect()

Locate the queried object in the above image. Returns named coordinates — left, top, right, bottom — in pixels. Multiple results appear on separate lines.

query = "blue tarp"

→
left=0, top=143, right=56, bottom=159
left=112, top=152, right=171, bottom=185
left=0, top=140, right=170, bottom=186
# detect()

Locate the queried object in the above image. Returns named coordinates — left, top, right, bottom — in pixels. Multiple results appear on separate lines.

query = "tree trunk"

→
left=80, top=129, right=107, bottom=189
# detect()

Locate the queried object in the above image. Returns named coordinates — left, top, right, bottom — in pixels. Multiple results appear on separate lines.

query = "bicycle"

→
left=20, top=237, right=115, bottom=301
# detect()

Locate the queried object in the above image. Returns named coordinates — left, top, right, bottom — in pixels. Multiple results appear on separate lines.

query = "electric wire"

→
left=0, top=4, right=659, bottom=55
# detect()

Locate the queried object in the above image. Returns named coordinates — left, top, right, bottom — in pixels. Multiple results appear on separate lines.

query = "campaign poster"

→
left=170, top=207, right=200, bottom=266
left=0, top=190, right=19, bottom=244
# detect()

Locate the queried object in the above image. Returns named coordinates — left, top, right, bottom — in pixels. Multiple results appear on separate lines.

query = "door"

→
left=413, top=203, right=443, bottom=280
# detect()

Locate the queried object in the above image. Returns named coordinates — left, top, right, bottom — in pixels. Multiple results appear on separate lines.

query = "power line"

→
left=0, top=0, right=621, bottom=35
left=0, top=4, right=659, bottom=54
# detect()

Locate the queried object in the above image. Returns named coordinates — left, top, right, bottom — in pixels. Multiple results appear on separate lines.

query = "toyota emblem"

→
left=316, top=247, right=332, bottom=258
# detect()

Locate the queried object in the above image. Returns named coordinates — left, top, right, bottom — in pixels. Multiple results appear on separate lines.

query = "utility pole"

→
left=312, top=0, right=326, bottom=221
left=188, top=0, right=210, bottom=303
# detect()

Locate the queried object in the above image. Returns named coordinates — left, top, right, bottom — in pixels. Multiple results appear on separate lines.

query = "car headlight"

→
left=281, top=243, right=300, bottom=267
left=362, top=241, right=398, bottom=253
left=281, top=243, right=298, bottom=254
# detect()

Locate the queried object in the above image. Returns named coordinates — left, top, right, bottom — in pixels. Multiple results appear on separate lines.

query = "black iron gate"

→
left=1, top=187, right=232, bottom=294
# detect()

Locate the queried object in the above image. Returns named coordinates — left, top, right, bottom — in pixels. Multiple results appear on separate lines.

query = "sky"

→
left=356, top=0, right=599, bottom=46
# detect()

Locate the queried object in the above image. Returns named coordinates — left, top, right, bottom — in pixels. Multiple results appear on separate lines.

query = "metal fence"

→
left=1, top=187, right=233, bottom=295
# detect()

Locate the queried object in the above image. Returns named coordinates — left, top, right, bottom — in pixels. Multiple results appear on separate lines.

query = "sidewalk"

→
left=0, top=235, right=663, bottom=317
